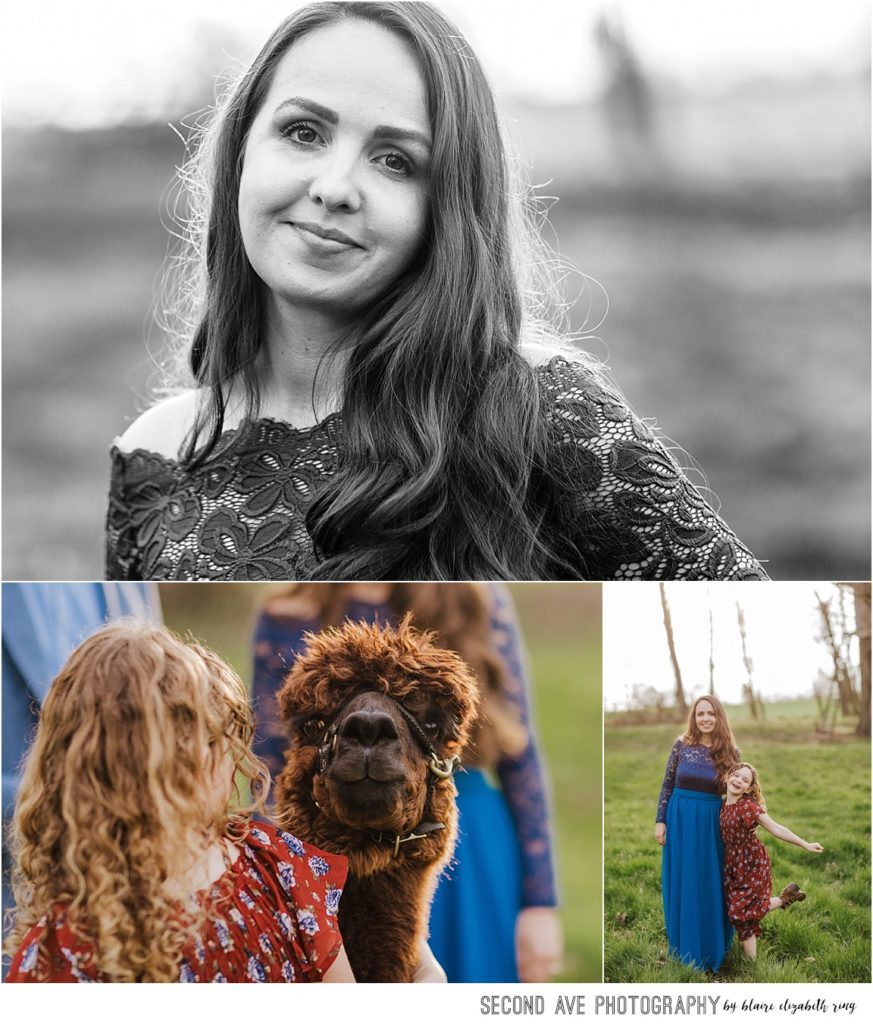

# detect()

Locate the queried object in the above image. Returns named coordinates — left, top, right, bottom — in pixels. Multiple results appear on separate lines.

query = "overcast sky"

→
left=2, top=0, right=869, bottom=128
left=602, top=582, right=855, bottom=709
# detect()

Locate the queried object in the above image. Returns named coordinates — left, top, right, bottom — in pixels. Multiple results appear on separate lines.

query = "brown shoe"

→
left=779, top=882, right=806, bottom=909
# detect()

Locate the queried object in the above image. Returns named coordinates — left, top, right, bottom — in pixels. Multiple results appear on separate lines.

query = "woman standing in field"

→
left=655, top=695, right=738, bottom=971
left=720, top=762, right=822, bottom=960
left=105, top=1, right=766, bottom=582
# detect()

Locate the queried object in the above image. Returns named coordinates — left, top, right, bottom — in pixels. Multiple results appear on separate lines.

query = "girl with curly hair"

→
left=720, top=762, right=822, bottom=960
left=654, top=694, right=740, bottom=972
left=4, top=620, right=354, bottom=983
left=106, top=1, right=766, bottom=582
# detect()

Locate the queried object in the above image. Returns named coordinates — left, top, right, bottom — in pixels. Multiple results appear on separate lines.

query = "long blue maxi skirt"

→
left=662, top=788, right=734, bottom=972
left=427, top=769, right=523, bottom=982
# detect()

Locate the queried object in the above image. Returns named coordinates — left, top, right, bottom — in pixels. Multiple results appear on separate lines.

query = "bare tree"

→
left=659, top=583, right=688, bottom=715
left=816, top=591, right=859, bottom=717
left=708, top=604, right=715, bottom=696
left=736, top=601, right=765, bottom=720
left=848, top=583, right=871, bottom=738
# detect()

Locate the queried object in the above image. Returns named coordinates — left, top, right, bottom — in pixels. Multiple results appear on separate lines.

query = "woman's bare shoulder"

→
left=113, top=391, right=201, bottom=459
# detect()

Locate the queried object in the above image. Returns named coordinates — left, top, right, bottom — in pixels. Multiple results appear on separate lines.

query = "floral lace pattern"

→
left=656, top=738, right=741, bottom=823
left=106, top=358, right=767, bottom=581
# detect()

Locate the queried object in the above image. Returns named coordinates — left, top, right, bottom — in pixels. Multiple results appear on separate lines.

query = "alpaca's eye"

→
left=302, top=717, right=326, bottom=739
left=424, top=720, right=439, bottom=736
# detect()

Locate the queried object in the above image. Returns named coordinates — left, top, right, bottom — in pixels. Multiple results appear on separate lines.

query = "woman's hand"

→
left=805, top=841, right=824, bottom=853
left=654, top=823, right=666, bottom=846
left=516, top=906, right=564, bottom=982
left=413, top=939, right=447, bottom=982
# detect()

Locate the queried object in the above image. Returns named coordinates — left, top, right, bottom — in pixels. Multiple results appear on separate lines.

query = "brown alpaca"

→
left=274, top=616, right=479, bottom=983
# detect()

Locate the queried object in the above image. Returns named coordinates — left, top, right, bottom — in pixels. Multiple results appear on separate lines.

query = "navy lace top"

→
left=251, top=585, right=558, bottom=908
left=655, top=738, right=738, bottom=823
left=105, top=357, right=768, bottom=581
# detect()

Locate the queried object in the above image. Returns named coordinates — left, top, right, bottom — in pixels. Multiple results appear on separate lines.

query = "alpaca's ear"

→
left=276, top=667, right=303, bottom=722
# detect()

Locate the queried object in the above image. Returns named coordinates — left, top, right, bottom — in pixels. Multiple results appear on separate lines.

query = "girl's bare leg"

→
left=741, top=935, right=757, bottom=959
left=769, top=897, right=782, bottom=910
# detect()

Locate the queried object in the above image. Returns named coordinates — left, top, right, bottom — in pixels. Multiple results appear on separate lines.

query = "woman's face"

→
left=694, top=699, right=717, bottom=735
left=238, top=19, right=431, bottom=321
left=726, top=765, right=754, bottom=797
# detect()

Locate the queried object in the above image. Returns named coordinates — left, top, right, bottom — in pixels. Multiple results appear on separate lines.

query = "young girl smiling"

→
left=720, top=761, right=823, bottom=959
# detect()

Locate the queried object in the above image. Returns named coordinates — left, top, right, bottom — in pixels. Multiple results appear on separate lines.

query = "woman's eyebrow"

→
left=272, top=96, right=430, bottom=150
left=372, top=125, right=432, bottom=150
left=274, top=96, right=338, bottom=123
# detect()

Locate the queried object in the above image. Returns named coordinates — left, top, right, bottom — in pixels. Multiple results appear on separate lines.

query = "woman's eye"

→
left=302, top=717, right=326, bottom=738
left=377, top=152, right=413, bottom=177
left=283, top=121, right=322, bottom=145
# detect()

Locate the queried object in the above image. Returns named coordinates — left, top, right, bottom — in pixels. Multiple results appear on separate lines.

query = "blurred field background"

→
left=2, top=0, right=869, bottom=579
left=603, top=581, right=871, bottom=982
left=158, top=580, right=603, bottom=981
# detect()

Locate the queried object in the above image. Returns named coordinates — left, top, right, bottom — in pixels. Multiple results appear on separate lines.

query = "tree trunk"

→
left=736, top=601, right=764, bottom=720
left=708, top=604, right=715, bottom=696
left=850, top=583, right=871, bottom=738
left=817, top=592, right=858, bottom=718
left=659, top=583, right=687, bottom=715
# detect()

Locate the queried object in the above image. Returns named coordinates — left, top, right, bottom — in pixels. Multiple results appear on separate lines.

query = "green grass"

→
left=161, top=581, right=604, bottom=981
left=604, top=707, right=871, bottom=983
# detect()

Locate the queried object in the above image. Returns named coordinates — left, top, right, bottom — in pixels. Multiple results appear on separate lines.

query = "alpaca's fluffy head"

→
left=274, top=616, right=478, bottom=874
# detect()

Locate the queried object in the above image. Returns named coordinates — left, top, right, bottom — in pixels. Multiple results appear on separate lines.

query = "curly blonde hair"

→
left=5, top=620, right=269, bottom=982
left=724, top=761, right=767, bottom=809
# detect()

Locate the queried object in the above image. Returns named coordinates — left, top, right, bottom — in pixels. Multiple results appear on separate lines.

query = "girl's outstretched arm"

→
left=757, top=812, right=824, bottom=853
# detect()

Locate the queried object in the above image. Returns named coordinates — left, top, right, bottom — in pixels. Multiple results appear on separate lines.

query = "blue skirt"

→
left=662, top=788, right=734, bottom=971
left=427, top=769, right=523, bottom=982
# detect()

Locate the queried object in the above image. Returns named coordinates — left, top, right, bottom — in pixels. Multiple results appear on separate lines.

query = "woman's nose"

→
left=307, top=150, right=362, bottom=212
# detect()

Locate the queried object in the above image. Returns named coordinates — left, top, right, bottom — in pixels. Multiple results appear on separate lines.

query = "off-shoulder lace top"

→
left=105, top=356, right=767, bottom=581
left=656, top=738, right=739, bottom=823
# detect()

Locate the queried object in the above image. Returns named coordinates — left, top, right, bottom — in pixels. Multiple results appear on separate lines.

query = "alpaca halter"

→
left=314, top=691, right=462, bottom=856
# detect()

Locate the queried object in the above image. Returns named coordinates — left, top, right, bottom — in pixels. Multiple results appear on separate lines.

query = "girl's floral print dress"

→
left=719, top=796, right=772, bottom=940
left=7, top=822, right=347, bottom=982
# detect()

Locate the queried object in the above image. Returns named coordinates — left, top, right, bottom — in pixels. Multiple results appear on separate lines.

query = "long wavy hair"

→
left=5, top=621, right=269, bottom=983
left=724, top=761, right=766, bottom=810
left=266, top=582, right=527, bottom=767
left=166, top=1, right=597, bottom=579
left=682, top=694, right=739, bottom=778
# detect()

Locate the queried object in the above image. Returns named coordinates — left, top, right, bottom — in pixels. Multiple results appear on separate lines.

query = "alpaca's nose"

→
left=340, top=709, right=400, bottom=747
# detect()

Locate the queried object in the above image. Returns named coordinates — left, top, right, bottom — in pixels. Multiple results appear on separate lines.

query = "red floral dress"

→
left=719, top=796, right=772, bottom=940
left=6, top=821, right=347, bottom=982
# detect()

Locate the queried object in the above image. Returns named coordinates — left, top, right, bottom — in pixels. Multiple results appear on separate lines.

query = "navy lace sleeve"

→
left=656, top=739, right=682, bottom=824
left=252, top=611, right=317, bottom=790
left=538, top=357, right=769, bottom=580
left=488, top=584, right=559, bottom=908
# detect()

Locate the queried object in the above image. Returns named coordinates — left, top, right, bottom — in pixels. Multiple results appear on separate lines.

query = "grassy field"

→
left=160, top=581, right=604, bottom=981
left=604, top=704, right=871, bottom=983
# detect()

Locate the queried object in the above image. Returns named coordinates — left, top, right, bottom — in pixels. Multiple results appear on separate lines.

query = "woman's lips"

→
left=289, top=220, right=362, bottom=252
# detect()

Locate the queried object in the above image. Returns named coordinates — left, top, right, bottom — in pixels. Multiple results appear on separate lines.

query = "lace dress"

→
left=657, top=739, right=735, bottom=971
left=105, top=356, right=768, bottom=581
left=251, top=584, right=557, bottom=981
left=6, top=822, right=346, bottom=983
